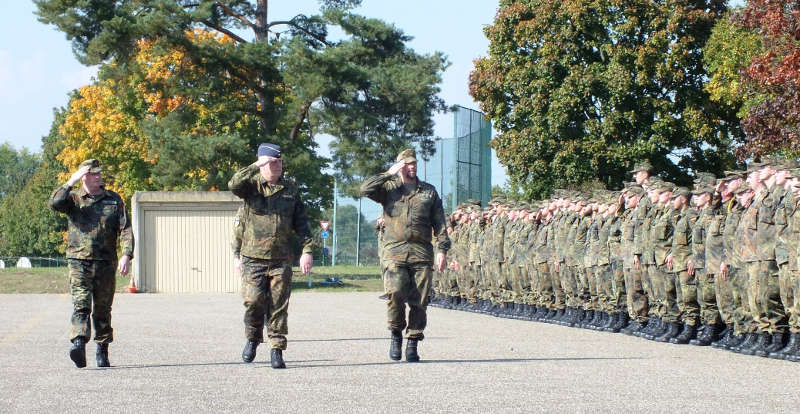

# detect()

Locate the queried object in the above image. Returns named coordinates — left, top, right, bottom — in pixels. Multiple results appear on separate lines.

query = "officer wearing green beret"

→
left=50, top=159, right=134, bottom=368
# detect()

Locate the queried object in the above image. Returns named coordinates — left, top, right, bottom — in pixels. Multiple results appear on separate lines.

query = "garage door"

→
left=142, top=209, right=238, bottom=293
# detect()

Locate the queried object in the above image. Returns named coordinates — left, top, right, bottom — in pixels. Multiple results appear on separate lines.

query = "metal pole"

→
left=356, top=197, right=361, bottom=266
left=332, top=180, right=338, bottom=266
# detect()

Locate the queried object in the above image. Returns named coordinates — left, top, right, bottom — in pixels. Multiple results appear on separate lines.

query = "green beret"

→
left=396, top=148, right=417, bottom=163
left=79, top=159, right=102, bottom=173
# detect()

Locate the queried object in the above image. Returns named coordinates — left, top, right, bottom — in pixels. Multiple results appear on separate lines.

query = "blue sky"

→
left=0, top=0, right=507, bottom=185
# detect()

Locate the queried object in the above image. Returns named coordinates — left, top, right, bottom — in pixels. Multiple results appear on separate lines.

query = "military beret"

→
left=466, top=199, right=482, bottom=207
left=723, top=170, right=746, bottom=180
left=257, top=143, right=282, bottom=158
left=733, top=185, right=753, bottom=195
left=79, top=159, right=102, bottom=173
left=396, top=148, right=417, bottom=163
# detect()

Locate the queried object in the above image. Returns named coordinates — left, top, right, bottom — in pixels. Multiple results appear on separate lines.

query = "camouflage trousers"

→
left=582, top=265, right=598, bottom=311
left=455, top=267, right=474, bottom=302
left=715, top=268, right=736, bottom=327
left=624, top=266, right=649, bottom=322
left=650, top=265, right=679, bottom=323
left=241, top=257, right=292, bottom=350
left=561, top=265, right=581, bottom=309
left=675, top=270, right=700, bottom=327
left=385, top=261, right=432, bottom=340
left=508, top=264, right=528, bottom=304
left=731, top=266, right=758, bottom=335
left=610, top=262, right=626, bottom=312
left=747, top=261, right=786, bottom=334
left=696, top=271, right=720, bottom=326
left=534, top=262, right=553, bottom=309
left=550, top=262, right=566, bottom=310
left=68, top=259, right=117, bottom=344
left=594, top=264, right=613, bottom=313
left=783, top=269, right=800, bottom=334
left=640, top=263, right=657, bottom=317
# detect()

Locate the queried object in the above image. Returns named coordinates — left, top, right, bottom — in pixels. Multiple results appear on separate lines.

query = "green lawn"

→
left=0, top=265, right=382, bottom=294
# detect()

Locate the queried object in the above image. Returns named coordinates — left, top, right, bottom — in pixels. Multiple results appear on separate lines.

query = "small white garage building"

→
left=131, top=191, right=242, bottom=293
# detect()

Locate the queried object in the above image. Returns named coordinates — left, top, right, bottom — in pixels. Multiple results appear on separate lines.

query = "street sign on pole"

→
left=320, top=221, right=330, bottom=231
left=321, top=230, right=330, bottom=239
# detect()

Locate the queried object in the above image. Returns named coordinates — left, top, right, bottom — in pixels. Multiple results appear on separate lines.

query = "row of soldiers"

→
left=430, top=159, right=800, bottom=362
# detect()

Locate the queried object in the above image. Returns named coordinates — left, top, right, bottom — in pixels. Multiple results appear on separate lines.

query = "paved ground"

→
left=1, top=292, right=799, bottom=413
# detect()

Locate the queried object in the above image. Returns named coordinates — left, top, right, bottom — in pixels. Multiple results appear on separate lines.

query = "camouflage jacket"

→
left=49, top=185, right=134, bottom=261
left=229, top=164, right=313, bottom=261
left=620, top=209, right=636, bottom=269
left=691, top=206, right=714, bottom=272
left=360, top=173, right=450, bottom=263
left=775, top=191, right=797, bottom=268
left=704, top=203, right=726, bottom=274
left=671, top=207, right=697, bottom=272
left=736, top=191, right=764, bottom=263
left=652, top=206, right=675, bottom=267
left=722, top=200, right=745, bottom=268
left=755, top=185, right=784, bottom=261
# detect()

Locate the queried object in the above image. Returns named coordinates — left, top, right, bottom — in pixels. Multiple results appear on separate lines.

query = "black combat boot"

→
left=405, top=339, right=420, bottom=362
left=762, top=332, right=787, bottom=359
left=635, top=317, right=655, bottom=339
left=669, top=324, right=697, bottom=345
left=655, top=322, right=682, bottom=343
left=640, top=318, right=661, bottom=340
left=601, top=312, right=617, bottom=332
left=582, top=310, right=598, bottom=329
left=609, top=312, right=630, bottom=333
left=710, top=326, right=731, bottom=348
left=595, top=312, right=611, bottom=331
left=570, top=308, right=586, bottom=327
left=622, top=320, right=644, bottom=336
left=770, top=332, right=800, bottom=360
left=556, top=308, right=571, bottom=326
left=390, top=331, right=403, bottom=361
left=546, top=308, right=560, bottom=323
left=749, top=332, right=773, bottom=357
left=270, top=348, right=286, bottom=369
left=690, top=324, right=719, bottom=346
left=96, top=343, right=110, bottom=367
left=69, top=337, right=87, bottom=368
left=242, top=340, right=259, bottom=363
left=731, top=332, right=757, bottom=353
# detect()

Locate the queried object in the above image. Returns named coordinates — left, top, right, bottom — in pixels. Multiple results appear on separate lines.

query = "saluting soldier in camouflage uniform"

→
left=361, top=148, right=450, bottom=362
left=770, top=163, right=800, bottom=358
left=50, top=159, right=134, bottom=368
left=229, top=143, right=314, bottom=369
left=750, top=160, right=789, bottom=356
left=687, top=183, right=722, bottom=346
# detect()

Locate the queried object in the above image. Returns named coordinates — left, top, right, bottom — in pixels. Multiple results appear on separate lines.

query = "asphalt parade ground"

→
left=1, top=292, right=799, bottom=413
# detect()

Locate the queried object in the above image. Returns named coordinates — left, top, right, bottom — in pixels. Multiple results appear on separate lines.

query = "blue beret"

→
left=257, top=143, right=281, bottom=158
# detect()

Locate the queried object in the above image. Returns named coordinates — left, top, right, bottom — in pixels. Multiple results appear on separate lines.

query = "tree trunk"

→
left=254, top=0, right=275, bottom=137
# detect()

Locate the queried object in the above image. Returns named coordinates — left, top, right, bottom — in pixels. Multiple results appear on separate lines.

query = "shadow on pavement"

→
left=290, top=337, right=450, bottom=343
left=96, top=359, right=334, bottom=370
left=279, top=356, right=645, bottom=369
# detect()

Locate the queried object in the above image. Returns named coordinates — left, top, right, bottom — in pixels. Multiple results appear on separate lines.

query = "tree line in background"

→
left=0, top=0, right=448, bottom=257
left=471, top=0, right=800, bottom=199
left=3, top=0, right=798, bottom=256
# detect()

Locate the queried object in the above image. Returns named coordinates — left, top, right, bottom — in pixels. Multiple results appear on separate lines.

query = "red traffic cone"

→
left=124, top=277, right=138, bottom=293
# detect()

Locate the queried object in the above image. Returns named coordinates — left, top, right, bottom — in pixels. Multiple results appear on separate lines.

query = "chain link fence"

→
left=0, top=256, right=67, bottom=269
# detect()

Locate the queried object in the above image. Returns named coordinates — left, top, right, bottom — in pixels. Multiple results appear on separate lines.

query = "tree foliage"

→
left=0, top=143, right=40, bottom=201
left=470, top=0, right=741, bottom=198
left=732, top=0, right=800, bottom=157
left=35, top=0, right=449, bottom=200
left=0, top=110, right=68, bottom=257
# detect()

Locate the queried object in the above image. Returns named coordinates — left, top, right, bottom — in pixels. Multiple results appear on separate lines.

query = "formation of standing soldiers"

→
left=431, top=159, right=800, bottom=361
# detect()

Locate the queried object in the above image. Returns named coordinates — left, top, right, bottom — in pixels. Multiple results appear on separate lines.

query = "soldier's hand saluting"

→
left=386, top=160, right=406, bottom=176
left=66, top=165, right=91, bottom=186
